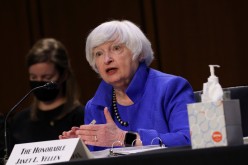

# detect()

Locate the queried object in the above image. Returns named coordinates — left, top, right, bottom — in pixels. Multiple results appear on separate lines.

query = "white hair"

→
left=85, top=20, right=154, bottom=72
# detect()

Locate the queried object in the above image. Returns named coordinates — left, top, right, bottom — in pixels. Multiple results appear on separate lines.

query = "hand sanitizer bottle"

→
left=201, top=65, right=223, bottom=102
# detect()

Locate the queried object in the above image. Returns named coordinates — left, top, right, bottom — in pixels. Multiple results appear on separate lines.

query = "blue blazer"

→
left=85, top=62, right=195, bottom=151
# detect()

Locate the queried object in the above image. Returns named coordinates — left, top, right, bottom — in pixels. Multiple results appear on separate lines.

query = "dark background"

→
left=0, top=0, right=247, bottom=115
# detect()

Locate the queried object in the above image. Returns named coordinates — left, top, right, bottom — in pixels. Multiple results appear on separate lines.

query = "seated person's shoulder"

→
left=74, top=105, right=85, bottom=112
left=69, top=105, right=85, bottom=117
left=67, top=105, right=85, bottom=125
left=12, top=108, right=30, bottom=120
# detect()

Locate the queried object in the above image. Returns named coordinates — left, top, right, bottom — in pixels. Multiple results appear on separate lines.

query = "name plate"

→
left=7, top=138, right=93, bottom=165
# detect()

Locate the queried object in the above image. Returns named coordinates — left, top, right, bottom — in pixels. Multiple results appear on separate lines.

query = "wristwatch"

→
left=124, top=131, right=137, bottom=147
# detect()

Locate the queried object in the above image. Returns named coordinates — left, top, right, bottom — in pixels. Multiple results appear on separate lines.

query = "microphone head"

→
left=43, top=81, right=58, bottom=89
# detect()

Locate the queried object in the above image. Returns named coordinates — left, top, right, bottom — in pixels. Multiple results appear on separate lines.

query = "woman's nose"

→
left=104, top=53, right=113, bottom=64
left=33, top=77, right=46, bottom=81
left=35, top=78, right=43, bottom=81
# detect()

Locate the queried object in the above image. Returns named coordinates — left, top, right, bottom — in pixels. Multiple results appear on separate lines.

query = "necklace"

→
left=112, top=89, right=129, bottom=127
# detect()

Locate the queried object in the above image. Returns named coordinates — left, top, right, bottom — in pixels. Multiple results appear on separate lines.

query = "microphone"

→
left=42, top=81, right=58, bottom=89
left=3, top=81, right=56, bottom=164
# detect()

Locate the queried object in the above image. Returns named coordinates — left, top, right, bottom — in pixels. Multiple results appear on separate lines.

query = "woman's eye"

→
left=29, top=75, right=37, bottom=80
left=114, top=45, right=120, bottom=50
left=113, top=45, right=121, bottom=51
left=112, top=45, right=123, bottom=53
left=95, top=52, right=102, bottom=57
left=29, top=77, right=36, bottom=81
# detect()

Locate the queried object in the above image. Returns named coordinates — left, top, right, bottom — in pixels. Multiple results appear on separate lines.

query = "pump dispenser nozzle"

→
left=201, top=64, right=223, bottom=102
left=208, top=65, right=220, bottom=82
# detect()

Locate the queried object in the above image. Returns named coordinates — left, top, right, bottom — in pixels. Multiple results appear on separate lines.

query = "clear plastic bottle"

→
left=201, top=65, right=223, bottom=102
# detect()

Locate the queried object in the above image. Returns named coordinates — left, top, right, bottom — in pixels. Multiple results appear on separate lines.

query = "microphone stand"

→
left=3, top=82, right=54, bottom=164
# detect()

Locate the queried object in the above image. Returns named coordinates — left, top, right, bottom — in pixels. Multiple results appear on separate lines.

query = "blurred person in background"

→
left=6, top=38, right=85, bottom=156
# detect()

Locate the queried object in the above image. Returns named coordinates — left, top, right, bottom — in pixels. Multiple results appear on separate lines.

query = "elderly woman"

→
left=60, top=20, right=195, bottom=151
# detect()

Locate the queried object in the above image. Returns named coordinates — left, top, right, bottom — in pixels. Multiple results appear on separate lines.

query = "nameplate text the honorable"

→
left=7, top=138, right=93, bottom=165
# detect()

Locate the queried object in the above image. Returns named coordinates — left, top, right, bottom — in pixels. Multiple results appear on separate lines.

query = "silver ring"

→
left=94, top=135, right=97, bottom=142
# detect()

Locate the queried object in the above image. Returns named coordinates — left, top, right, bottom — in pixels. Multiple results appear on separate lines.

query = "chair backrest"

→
left=194, top=86, right=248, bottom=137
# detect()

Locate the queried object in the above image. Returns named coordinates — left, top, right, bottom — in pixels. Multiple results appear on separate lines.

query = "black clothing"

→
left=7, top=104, right=85, bottom=155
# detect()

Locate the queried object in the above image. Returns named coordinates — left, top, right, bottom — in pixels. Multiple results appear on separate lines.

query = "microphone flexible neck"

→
left=3, top=83, right=52, bottom=163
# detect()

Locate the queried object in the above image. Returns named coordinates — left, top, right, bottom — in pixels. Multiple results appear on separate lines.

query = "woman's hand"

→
left=75, top=107, right=126, bottom=147
left=59, top=127, right=79, bottom=139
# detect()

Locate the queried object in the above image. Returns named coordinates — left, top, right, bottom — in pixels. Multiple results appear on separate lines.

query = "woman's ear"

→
left=138, top=53, right=145, bottom=62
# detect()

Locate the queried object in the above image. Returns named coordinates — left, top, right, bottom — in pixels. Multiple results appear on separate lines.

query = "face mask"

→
left=30, top=81, right=60, bottom=102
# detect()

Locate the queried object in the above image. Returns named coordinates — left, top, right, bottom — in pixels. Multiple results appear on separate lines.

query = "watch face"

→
left=125, top=132, right=137, bottom=147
